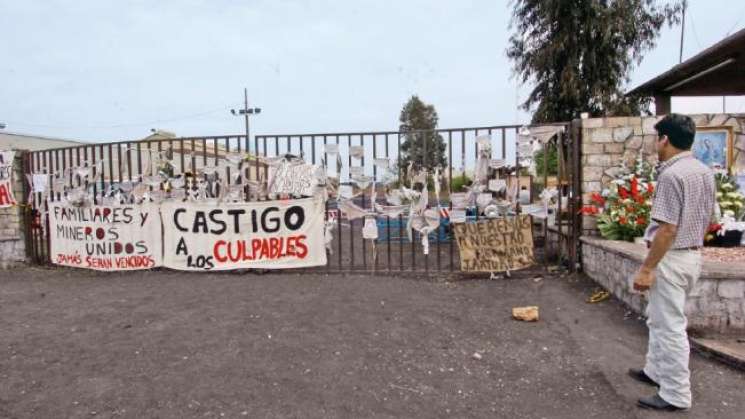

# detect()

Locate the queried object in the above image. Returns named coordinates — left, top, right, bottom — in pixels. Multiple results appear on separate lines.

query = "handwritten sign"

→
left=268, top=161, right=318, bottom=197
left=453, top=215, right=534, bottom=272
left=0, top=151, right=17, bottom=207
left=161, top=197, right=327, bottom=271
left=49, top=203, right=162, bottom=270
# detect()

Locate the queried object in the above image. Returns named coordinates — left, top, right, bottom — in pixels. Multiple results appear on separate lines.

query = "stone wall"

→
left=0, top=152, right=27, bottom=268
left=579, top=113, right=745, bottom=235
left=581, top=237, right=745, bottom=332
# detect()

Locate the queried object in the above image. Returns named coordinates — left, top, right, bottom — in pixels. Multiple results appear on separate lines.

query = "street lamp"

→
left=231, top=88, right=261, bottom=150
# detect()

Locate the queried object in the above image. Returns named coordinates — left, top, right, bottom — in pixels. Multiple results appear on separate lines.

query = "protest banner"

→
left=453, top=215, right=534, bottom=272
left=49, top=203, right=163, bottom=270
left=161, top=197, right=327, bottom=271
left=268, top=161, right=319, bottom=197
left=0, top=151, right=17, bottom=207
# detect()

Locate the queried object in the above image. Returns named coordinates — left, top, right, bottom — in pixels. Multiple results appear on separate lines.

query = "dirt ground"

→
left=0, top=267, right=743, bottom=419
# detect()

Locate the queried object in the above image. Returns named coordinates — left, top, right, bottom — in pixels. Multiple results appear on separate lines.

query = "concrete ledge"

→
left=581, top=237, right=745, bottom=332
left=580, top=236, right=745, bottom=280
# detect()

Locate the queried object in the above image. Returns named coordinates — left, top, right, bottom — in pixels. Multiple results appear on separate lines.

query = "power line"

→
left=725, top=4, right=745, bottom=35
left=4, top=104, right=242, bottom=130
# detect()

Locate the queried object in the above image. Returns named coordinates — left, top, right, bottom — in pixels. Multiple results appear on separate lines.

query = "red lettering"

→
left=0, top=184, right=11, bottom=205
left=213, top=240, right=227, bottom=263
left=295, top=235, right=308, bottom=258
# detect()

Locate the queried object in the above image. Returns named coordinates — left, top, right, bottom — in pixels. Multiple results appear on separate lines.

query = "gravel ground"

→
left=0, top=266, right=743, bottom=419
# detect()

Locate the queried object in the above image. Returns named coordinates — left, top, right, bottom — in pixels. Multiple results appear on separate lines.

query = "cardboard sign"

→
left=350, top=145, right=365, bottom=160
left=450, top=192, right=468, bottom=209
left=0, top=151, right=17, bottom=207
left=268, top=161, right=318, bottom=197
left=161, top=197, right=327, bottom=271
left=453, top=215, right=534, bottom=272
left=373, top=158, right=389, bottom=169
left=48, top=203, right=163, bottom=270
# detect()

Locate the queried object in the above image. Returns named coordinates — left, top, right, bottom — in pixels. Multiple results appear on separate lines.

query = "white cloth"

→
left=642, top=249, right=702, bottom=409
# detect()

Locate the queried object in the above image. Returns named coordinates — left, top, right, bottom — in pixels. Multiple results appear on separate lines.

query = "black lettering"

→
left=174, top=209, right=188, bottom=232
left=261, top=207, right=280, bottom=233
left=193, top=211, right=208, bottom=233
left=227, top=209, right=245, bottom=234
left=284, top=206, right=305, bottom=231
left=209, top=210, right=227, bottom=234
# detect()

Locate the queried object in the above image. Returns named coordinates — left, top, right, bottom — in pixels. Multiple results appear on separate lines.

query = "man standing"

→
left=630, top=114, right=716, bottom=411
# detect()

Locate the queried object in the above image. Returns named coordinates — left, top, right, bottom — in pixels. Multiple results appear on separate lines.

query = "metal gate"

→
left=23, top=123, right=582, bottom=274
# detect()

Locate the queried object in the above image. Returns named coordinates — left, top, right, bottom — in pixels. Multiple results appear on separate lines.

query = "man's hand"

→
left=633, top=267, right=655, bottom=291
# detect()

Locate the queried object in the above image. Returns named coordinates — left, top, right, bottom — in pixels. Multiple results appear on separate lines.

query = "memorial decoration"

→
left=49, top=203, right=163, bottom=270
left=453, top=215, right=534, bottom=272
left=580, top=152, right=655, bottom=241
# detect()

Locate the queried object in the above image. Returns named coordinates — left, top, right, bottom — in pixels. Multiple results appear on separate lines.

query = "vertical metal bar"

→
left=108, top=144, right=114, bottom=189
left=359, top=135, right=366, bottom=270
left=515, top=127, right=521, bottom=214
left=398, top=133, right=404, bottom=271
left=126, top=143, right=133, bottom=182
left=372, top=133, right=377, bottom=273
left=385, top=133, right=391, bottom=272
left=42, top=151, right=50, bottom=262
left=136, top=141, right=143, bottom=183
left=423, top=130, right=429, bottom=274
left=335, top=135, right=342, bottom=268
left=502, top=128, right=507, bottom=159
left=347, top=135, right=354, bottom=269
left=448, top=130, right=454, bottom=271
left=224, top=136, right=231, bottom=186
left=311, top=135, right=317, bottom=165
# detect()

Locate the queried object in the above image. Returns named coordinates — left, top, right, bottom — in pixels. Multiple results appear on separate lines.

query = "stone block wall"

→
left=581, top=237, right=745, bottom=332
left=0, top=152, right=27, bottom=268
left=579, top=113, right=745, bottom=236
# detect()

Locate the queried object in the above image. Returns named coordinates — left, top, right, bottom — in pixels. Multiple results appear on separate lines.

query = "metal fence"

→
left=23, top=123, right=582, bottom=274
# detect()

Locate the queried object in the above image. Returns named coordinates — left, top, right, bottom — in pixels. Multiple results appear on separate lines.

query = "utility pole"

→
left=231, top=88, right=261, bottom=152
left=679, top=0, right=686, bottom=63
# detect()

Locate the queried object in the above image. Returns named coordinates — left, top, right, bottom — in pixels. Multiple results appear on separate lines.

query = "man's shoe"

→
left=637, top=394, right=687, bottom=411
left=628, top=368, right=659, bottom=387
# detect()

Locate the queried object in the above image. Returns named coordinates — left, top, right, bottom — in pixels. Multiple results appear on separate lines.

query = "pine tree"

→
left=507, top=0, right=682, bottom=123
left=398, top=95, right=447, bottom=173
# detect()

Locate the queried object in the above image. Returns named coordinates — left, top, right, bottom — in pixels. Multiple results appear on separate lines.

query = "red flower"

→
left=580, top=206, right=599, bottom=215
left=619, top=216, right=627, bottom=225
left=590, top=192, right=605, bottom=206
left=630, top=177, right=639, bottom=198
left=636, top=216, right=647, bottom=226
left=618, top=186, right=629, bottom=199
left=634, top=195, right=645, bottom=204
left=708, top=223, right=722, bottom=233
left=647, top=183, right=654, bottom=194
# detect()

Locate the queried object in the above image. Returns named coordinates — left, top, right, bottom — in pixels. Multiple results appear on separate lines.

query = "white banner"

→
left=161, top=197, right=327, bottom=271
left=49, top=203, right=163, bottom=270
left=0, top=151, right=17, bottom=207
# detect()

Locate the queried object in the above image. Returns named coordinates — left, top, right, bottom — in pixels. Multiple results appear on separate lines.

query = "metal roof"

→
left=627, top=27, right=745, bottom=97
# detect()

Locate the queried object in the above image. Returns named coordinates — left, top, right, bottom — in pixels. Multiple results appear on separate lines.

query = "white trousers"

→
left=643, top=249, right=702, bottom=409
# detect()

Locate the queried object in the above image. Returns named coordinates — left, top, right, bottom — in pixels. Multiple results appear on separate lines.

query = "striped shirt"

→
left=644, top=152, right=716, bottom=249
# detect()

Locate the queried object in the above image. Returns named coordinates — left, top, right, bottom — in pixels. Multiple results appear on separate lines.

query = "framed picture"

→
left=692, top=126, right=733, bottom=171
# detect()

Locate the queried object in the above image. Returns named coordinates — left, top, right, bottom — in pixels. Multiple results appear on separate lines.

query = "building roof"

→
left=627, top=27, right=745, bottom=97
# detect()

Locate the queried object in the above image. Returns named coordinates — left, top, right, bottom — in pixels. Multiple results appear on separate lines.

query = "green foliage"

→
left=533, top=146, right=558, bottom=177
left=450, top=174, right=472, bottom=193
left=399, top=95, right=447, bottom=173
left=507, top=0, right=682, bottom=123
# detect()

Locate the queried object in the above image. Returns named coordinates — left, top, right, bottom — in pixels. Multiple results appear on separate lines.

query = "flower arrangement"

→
left=704, top=172, right=744, bottom=246
left=580, top=155, right=655, bottom=242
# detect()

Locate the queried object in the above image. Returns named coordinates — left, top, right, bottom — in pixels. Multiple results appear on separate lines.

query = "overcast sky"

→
left=1, top=0, right=744, bottom=142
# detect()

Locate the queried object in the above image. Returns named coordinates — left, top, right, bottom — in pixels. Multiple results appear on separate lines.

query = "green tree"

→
left=534, top=146, right=558, bottom=177
left=399, top=95, right=447, bottom=173
left=507, top=0, right=682, bottom=124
